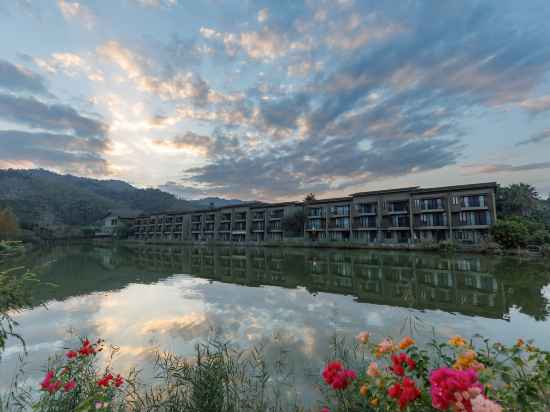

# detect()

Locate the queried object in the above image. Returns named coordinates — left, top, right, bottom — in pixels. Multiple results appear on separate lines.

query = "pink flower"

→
left=367, top=362, right=381, bottom=377
left=66, top=350, right=78, bottom=359
left=63, top=379, right=76, bottom=392
left=429, top=367, right=483, bottom=412
left=471, top=395, right=502, bottom=412
left=39, top=370, right=62, bottom=393
left=356, top=331, right=370, bottom=344
left=376, top=338, right=394, bottom=357
left=321, top=408, right=330, bottom=412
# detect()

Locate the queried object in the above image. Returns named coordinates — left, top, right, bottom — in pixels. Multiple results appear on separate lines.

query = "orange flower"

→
left=359, top=384, right=369, bottom=397
left=398, top=336, right=415, bottom=350
left=448, top=335, right=466, bottom=347
left=356, top=331, right=370, bottom=344
left=370, top=398, right=380, bottom=407
left=515, top=339, right=525, bottom=347
left=453, top=350, right=484, bottom=371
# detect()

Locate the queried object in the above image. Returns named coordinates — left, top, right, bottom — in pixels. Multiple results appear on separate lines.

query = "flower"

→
left=370, top=398, right=379, bottom=406
left=367, top=362, right=381, bottom=377
left=322, top=361, right=357, bottom=390
left=515, top=339, right=525, bottom=348
left=97, top=373, right=114, bottom=387
left=471, top=395, right=503, bottom=412
left=375, top=338, right=394, bottom=357
left=399, top=336, right=415, bottom=350
left=388, top=377, right=421, bottom=409
left=321, top=408, right=330, bottom=412
left=390, top=353, right=416, bottom=377
left=78, top=339, right=96, bottom=356
left=356, top=331, right=370, bottom=344
left=40, top=370, right=62, bottom=394
left=454, top=350, right=484, bottom=371
left=63, top=379, right=76, bottom=392
left=114, top=374, right=124, bottom=388
left=66, top=350, right=78, bottom=359
left=449, top=336, right=467, bottom=347
left=359, top=384, right=369, bottom=397
left=429, top=367, right=483, bottom=411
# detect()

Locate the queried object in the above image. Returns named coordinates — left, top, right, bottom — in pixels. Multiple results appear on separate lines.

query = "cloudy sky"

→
left=1, top=0, right=550, bottom=201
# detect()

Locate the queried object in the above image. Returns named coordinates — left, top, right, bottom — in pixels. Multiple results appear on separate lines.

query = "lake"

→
left=1, top=244, right=550, bottom=405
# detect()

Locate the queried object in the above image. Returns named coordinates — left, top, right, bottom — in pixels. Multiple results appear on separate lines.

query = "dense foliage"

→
left=494, top=184, right=550, bottom=249
left=0, top=169, right=196, bottom=227
left=282, top=209, right=306, bottom=237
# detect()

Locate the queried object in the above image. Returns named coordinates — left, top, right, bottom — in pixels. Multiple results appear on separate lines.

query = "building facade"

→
left=132, top=182, right=497, bottom=245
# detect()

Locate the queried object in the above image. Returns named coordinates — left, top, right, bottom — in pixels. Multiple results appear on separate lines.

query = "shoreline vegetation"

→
left=2, top=266, right=550, bottom=411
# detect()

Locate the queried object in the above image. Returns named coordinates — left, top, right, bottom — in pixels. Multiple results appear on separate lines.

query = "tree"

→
left=496, top=183, right=540, bottom=217
left=0, top=208, right=18, bottom=240
left=304, top=193, right=316, bottom=203
left=282, top=209, right=306, bottom=237
left=490, top=219, right=529, bottom=249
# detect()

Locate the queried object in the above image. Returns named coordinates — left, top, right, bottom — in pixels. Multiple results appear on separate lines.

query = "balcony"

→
left=269, top=210, right=284, bottom=219
left=220, top=214, right=232, bottom=222
left=205, top=214, right=215, bottom=222
left=234, top=213, right=247, bottom=222
left=252, top=212, right=265, bottom=221
left=305, top=222, right=323, bottom=231
left=354, top=204, right=377, bottom=216
left=268, top=223, right=282, bottom=232
left=383, top=201, right=410, bottom=215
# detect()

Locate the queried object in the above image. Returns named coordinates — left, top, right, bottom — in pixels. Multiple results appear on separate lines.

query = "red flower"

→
left=63, top=379, right=77, bottom=392
left=78, top=339, right=96, bottom=356
left=66, top=350, right=78, bottom=359
left=40, top=370, right=55, bottom=391
left=97, top=373, right=114, bottom=387
left=390, top=353, right=416, bottom=377
left=388, top=377, right=421, bottom=409
left=114, top=374, right=124, bottom=388
left=321, top=361, right=357, bottom=390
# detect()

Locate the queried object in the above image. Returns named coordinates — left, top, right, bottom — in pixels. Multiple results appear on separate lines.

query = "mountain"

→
left=0, top=169, right=197, bottom=226
left=193, top=197, right=245, bottom=208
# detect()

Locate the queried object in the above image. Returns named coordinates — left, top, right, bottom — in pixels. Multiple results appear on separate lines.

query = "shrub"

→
left=490, top=220, right=529, bottom=249
left=319, top=333, right=550, bottom=412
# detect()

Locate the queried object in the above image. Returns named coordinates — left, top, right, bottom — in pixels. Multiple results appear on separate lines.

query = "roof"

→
left=412, top=182, right=497, bottom=194
left=100, top=209, right=142, bottom=220
left=349, top=186, right=420, bottom=197
left=250, top=201, right=302, bottom=209
left=306, top=196, right=353, bottom=205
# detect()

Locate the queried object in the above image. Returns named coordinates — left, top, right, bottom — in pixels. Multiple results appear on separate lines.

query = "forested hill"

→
left=0, top=169, right=197, bottom=226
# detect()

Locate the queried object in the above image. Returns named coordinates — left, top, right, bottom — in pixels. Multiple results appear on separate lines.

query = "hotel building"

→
left=132, top=182, right=497, bottom=245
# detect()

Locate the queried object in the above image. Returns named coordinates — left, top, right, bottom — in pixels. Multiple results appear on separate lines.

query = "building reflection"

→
left=124, top=245, right=523, bottom=319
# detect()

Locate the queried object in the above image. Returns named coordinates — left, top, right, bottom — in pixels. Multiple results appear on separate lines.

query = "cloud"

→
left=131, top=0, right=177, bottom=7
left=0, top=59, right=48, bottom=95
left=462, top=161, right=550, bottom=175
left=257, top=8, right=269, bottom=23
left=518, top=95, right=550, bottom=113
left=97, top=40, right=216, bottom=105
left=151, top=132, right=213, bottom=156
left=0, top=130, right=109, bottom=174
left=0, top=93, right=107, bottom=139
left=34, top=52, right=104, bottom=82
left=516, top=129, right=550, bottom=146
left=57, top=0, right=96, bottom=29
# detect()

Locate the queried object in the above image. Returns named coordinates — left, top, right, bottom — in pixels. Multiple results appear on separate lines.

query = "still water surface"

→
left=1, top=244, right=550, bottom=403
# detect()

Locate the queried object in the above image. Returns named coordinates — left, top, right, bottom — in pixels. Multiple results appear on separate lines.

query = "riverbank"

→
left=114, top=238, right=549, bottom=258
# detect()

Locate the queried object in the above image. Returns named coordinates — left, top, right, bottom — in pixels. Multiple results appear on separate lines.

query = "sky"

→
left=1, top=0, right=550, bottom=201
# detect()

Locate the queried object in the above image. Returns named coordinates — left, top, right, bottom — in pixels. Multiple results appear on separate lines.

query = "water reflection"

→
left=1, top=245, right=549, bottom=405
left=110, top=245, right=548, bottom=321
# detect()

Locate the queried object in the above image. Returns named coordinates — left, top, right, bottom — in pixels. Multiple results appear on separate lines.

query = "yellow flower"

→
left=359, top=384, right=369, bottom=397
left=398, top=336, right=415, bottom=350
left=370, top=398, right=379, bottom=407
left=448, top=335, right=467, bottom=347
